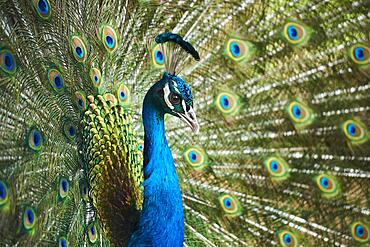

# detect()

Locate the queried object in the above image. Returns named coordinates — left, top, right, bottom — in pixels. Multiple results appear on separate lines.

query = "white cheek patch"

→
left=181, top=99, right=187, bottom=113
left=163, top=83, right=174, bottom=110
left=183, top=99, right=195, bottom=118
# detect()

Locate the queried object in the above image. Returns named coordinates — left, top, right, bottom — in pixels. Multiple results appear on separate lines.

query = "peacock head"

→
left=152, top=72, right=199, bottom=133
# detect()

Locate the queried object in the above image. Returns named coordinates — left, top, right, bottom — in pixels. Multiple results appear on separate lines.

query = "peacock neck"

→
left=128, top=87, right=184, bottom=246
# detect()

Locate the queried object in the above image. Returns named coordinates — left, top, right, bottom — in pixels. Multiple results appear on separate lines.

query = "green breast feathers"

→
left=81, top=94, right=143, bottom=245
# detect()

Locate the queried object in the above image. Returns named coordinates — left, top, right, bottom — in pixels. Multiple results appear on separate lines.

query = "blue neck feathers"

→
left=128, top=82, right=184, bottom=247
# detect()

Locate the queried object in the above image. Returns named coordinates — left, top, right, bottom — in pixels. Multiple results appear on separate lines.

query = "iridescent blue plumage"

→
left=128, top=72, right=197, bottom=246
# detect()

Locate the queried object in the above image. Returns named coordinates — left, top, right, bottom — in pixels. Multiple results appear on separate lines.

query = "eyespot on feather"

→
left=70, top=36, right=87, bottom=63
left=62, top=119, right=77, bottom=141
left=58, top=177, right=69, bottom=199
left=215, top=91, right=241, bottom=116
left=315, top=174, right=340, bottom=199
left=278, top=230, right=298, bottom=247
left=32, top=0, right=51, bottom=19
left=0, top=48, right=17, bottom=75
left=116, top=83, right=130, bottom=106
left=264, top=156, right=289, bottom=181
left=286, top=100, right=314, bottom=128
left=151, top=44, right=166, bottom=68
left=218, top=194, right=242, bottom=216
left=75, top=91, right=87, bottom=111
left=58, top=236, right=69, bottom=247
left=48, top=69, right=64, bottom=92
left=282, top=21, right=312, bottom=46
left=341, top=119, right=368, bottom=144
left=183, top=146, right=208, bottom=171
left=351, top=221, right=369, bottom=242
left=349, top=44, right=370, bottom=67
left=27, top=127, right=44, bottom=152
left=138, top=140, right=144, bottom=153
left=225, top=37, right=256, bottom=63
left=100, top=25, right=118, bottom=53
left=87, top=223, right=98, bottom=243
left=0, top=180, right=9, bottom=206
left=23, top=206, right=37, bottom=231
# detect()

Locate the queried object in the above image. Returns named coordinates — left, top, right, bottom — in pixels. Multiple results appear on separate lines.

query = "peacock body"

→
left=1, top=0, right=370, bottom=246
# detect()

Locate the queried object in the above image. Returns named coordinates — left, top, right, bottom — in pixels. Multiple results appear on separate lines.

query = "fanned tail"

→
left=164, top=1, right=370, bottom=246
left=1, top=0, right=370, bottom=246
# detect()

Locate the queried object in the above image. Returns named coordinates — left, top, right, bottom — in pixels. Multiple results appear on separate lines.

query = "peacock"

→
left=0, top=0, right=370, bottom=246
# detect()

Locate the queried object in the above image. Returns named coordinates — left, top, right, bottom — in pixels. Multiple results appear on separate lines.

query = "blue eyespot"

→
left=0, top=180, right=7, bottom=205
left=63, top=120, right=77, bottom=141
left=229, top=42, right=241, bottom=57
left=105, top=35, right=114, bottom=49
left=216, top=92, right=238, bottom=115
left=37, top=0, right=49, bottom=15
left=59, top=178, right=69, bottom=199
left=100, top=25, right=118, bottom=52
left=61, top=180, right=68, bottom=193
left=78, top=98, right=84, bottom=107
left=88, top=223, right=98, bottom=243
left=23, top=207, right=37, bottom=230
left=53, top=75, right=63, bottom=89
left=350, top=44, right=369, bottom=65
left=270, top=160, right=278, bottom=172
left=94, top=75, right=99, bottom=83
left=283, top=233, right=292, bottom=244
left=347, top=123, right=357, bottom=137
left=4, top=53, right=14, bottom=70
left=356, top=225, right=365, bottom=237
left=28, top=127, right=44, bottom=151
left=220, top=95, right=230, bottom=109
left=224, top=198, right=232, bottom=209
left=320, top=177, right=329, bottom=189
left=138, top=144, right=143, bottom=151
left=354, top=47, right=365, bottom=61
left=189, top=151, right=197, bottom=162
left=120, top=91, right=126, bottom=100
left=0, top=182, right=6, bottom=200
left=68, top=126, right=76, bottom=137
left=292, top=105, right=301, bottom=118
left=155, top=50, right=164, bottom=64
left=27, top=209, right=34, bottom=224
left=75, top=46, right=83, bottom=58
left=287, top=25, right=298, bottom=40
left=59, top=238, right=67, bottom=247
left=351, top=221, right=369, bottom=242
left=33, top=131, right=41, bottom=147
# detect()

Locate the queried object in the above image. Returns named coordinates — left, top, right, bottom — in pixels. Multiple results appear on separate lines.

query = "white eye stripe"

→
left=163, top=82, right=174, bottom=110
left=172, top=80, right=181, bottom=94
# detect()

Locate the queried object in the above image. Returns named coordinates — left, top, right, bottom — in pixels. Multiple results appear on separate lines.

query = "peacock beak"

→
left=176, top=106, right=199, bottom=134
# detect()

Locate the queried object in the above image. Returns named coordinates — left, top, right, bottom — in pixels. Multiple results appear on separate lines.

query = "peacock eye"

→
left=170, top=93, right=181, bottom=104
